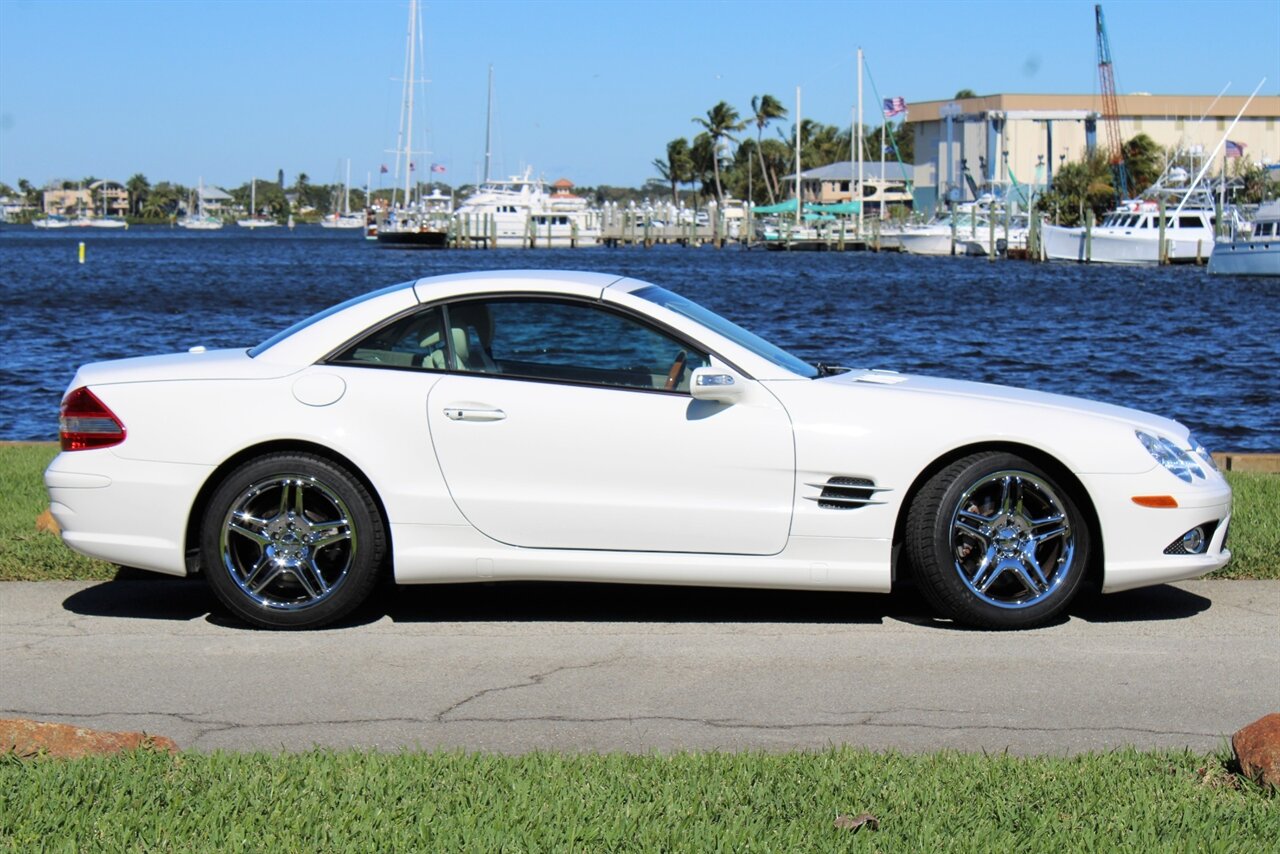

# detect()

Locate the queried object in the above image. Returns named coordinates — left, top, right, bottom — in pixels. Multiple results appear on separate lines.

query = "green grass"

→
left=0, top=443, right=115, bottom=581
left=1, top=748, right=1274, bottom=852
left=2, top=444, right=1276, bottom=582
left=1214, top=470, right=1280, bottom=580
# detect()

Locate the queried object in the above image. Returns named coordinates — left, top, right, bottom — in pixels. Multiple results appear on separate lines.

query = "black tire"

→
left=201, top=452, right=386, bottom=629
left=906, top=452, right=1090, bottom=629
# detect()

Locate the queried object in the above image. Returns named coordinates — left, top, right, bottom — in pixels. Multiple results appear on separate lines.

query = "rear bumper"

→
left=45, top=450, right=212, bottom=576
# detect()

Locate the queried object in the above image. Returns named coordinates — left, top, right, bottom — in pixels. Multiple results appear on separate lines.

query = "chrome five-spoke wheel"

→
left=950, top=471, right=1075, bottom=609
left=907, top=452, right=1091, bottom=629
left=220, top=475, right=356, bottom=610
left=202, top=453, right=385, bottom=629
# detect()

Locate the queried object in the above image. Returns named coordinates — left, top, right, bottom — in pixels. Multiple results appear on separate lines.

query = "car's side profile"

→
left=47, top=271, right=1232, bottom=629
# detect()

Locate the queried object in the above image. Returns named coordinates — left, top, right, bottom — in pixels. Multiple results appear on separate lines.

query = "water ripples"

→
left=1, top=227, right=1277, bottom=451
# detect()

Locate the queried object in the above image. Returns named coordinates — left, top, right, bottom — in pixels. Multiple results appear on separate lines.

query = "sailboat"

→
left=321, top=160, right=364, bottom=229
left=87, top=182, right=128, bottom=228
left=236, top=178, right=278, bottom=228
left=178, top=179, right=224, bottom=230
left=376, top=0, right=448, bottom=248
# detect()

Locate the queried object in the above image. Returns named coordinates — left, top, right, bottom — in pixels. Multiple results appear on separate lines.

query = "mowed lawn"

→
left=2, top=748, right=1276, bottom=851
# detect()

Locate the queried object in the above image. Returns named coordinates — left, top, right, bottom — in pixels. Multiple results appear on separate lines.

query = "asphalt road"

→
left=2, top=578, right=1277, bottom=755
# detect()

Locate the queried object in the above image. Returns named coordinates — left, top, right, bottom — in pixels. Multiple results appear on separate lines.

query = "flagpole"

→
left=880, top=117, right=886, bottom=221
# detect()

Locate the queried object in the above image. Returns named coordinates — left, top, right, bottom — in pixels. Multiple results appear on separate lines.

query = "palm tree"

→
left=692, top=101, right=745, bottom=205
left=126, top=173, right=150, bottom=216
left=750, top=94, right=787, bottom=203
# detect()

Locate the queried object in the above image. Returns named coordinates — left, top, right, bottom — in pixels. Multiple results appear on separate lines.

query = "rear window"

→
left=249, top=280, right=415, bottom=357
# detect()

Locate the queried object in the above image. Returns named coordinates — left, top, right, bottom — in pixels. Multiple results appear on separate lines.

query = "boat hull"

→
left=1207, top=240, right=1280, bottom=276
left=376, top=229, right=448, bottom=249
left=1042, top=223, right=1214, bottom=265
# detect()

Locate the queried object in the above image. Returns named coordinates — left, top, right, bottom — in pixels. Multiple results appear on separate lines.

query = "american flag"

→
left=379, top=164, right=388, bottom=174
left=1225, top=139, right=1246, bottom=158
left=431, top=163, right=446, bottom=173
left=883, top=96, right=906, bottom=118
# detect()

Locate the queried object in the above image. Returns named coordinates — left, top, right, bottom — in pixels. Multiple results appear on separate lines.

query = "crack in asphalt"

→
left=0, top=706, right=1220, bottom=744
left=434, top=655, right=623, bottom=723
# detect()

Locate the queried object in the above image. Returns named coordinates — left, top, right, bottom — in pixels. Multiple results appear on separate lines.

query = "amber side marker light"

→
left=1132, top=495, right=1179, bottom=508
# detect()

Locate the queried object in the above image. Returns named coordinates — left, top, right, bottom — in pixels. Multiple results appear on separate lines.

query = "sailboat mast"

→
left=856, top=47, right=863, bottom=238
left=403, top=0, right=417, bottom=206
left=345, top=159, right=352, bottom=215
left=794, top=86, right=801, bottom=227
left=484, top=64, right=494, bottom=184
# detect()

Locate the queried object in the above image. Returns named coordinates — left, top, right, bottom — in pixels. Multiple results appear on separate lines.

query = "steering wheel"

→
left=663, top=350, right=688, bottom=391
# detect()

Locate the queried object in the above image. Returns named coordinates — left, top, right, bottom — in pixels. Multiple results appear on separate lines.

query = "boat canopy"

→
left=807, top=201, right=862, bottom=214
left=750, top=199, right=862, bottom=215
left=751, top=199, right=799, bottom=214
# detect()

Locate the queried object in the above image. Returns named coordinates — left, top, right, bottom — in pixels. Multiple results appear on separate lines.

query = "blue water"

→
left=2, top=226, right=1277, bottom=451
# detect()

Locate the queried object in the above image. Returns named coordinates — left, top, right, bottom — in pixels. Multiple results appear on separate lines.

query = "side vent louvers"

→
left=806, top=476, right=890, bottom=510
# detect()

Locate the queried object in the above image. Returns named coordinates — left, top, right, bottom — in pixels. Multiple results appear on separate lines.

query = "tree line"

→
left=653, top=94, right=913, bottom=208
left=1035, top=134, right=1273, bottom=227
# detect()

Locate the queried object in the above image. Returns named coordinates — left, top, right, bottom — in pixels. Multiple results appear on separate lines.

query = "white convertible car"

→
left=47, top=271, right=1232, bottom=629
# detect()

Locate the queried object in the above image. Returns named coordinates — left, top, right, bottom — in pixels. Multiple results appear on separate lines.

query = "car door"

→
left=425, top=296, right=795, bottom=555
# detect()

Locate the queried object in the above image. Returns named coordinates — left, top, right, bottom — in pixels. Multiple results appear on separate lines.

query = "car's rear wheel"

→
left=906, top=452, right=1090, bottom=629
left=201, top=453, right=385, bottom=629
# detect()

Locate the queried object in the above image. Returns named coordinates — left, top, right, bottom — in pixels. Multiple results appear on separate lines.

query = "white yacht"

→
left=453, top=170, right=601, bottom=248
left=1208, top=201, right=1280, bottom=276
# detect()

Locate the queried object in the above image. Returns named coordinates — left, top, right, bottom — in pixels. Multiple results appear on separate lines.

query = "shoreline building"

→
left=785, top=162, right=916, bottom=215
left=906, top=93, right=1280, bottom=216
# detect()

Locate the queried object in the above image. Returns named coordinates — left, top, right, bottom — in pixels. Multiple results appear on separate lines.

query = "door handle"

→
left=444, top=407, right=506, bottom=422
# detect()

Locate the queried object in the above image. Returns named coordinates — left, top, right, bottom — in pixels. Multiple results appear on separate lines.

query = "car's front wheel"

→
left=201, top=453, right=386, bottom=629
left=906, top=452, right=1090, bottom=629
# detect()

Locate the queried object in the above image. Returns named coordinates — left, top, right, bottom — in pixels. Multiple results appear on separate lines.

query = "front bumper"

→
left=1081, top=468, right=1233, bottom=593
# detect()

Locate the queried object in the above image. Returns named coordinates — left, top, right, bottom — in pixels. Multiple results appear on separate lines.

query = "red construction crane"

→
left=1095, top=4, right=1130, bottom=199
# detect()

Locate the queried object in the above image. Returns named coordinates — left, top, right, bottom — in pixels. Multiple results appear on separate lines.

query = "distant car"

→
left=47, top=271, right=1232, bottom=629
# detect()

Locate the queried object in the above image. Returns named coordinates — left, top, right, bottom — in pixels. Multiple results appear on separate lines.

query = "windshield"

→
left=632, top=285, right=818, bottom=378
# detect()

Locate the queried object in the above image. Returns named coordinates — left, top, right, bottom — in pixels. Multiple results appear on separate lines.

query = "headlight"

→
left=1187, top=433, right=1220, bottom=473
left=1136, top=430, right=1205, bottom=483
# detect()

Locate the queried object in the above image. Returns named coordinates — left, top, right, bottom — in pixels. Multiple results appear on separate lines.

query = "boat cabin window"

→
left=1178, top=216, right=1202, bottom=229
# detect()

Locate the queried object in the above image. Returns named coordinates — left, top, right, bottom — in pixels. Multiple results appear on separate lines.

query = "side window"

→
left=329, top=307, right=448, bottom=370
left=446, top=298, right=709, bottom=392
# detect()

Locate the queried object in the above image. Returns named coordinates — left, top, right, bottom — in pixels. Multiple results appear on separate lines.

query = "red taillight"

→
left=59, top=387, right=126, bottom=451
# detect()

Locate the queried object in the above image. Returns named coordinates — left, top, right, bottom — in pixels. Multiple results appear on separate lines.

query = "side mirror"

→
left=690, top=366, right=745, bottom=403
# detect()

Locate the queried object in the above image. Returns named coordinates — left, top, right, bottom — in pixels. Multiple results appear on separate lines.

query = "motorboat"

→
left=1041, top=194, right=1220, bottom=265
left=1208, top=201, right=1280, bottom=276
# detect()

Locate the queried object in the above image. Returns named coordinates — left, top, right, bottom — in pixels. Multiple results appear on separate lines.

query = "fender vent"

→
left=806, top=476, right=890, bottom=510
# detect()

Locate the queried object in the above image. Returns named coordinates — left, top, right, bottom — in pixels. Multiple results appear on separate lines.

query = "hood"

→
left=821, top=369, right=1187, bottom=439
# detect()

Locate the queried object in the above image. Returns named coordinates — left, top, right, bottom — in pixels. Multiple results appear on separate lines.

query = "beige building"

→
left=906, top=93, right=1280, bottom=215
left=42, top=180, right=129, bottom=216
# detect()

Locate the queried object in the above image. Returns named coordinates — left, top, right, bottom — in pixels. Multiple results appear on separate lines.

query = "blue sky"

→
left=1, top=0, right=1277, bottom=191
